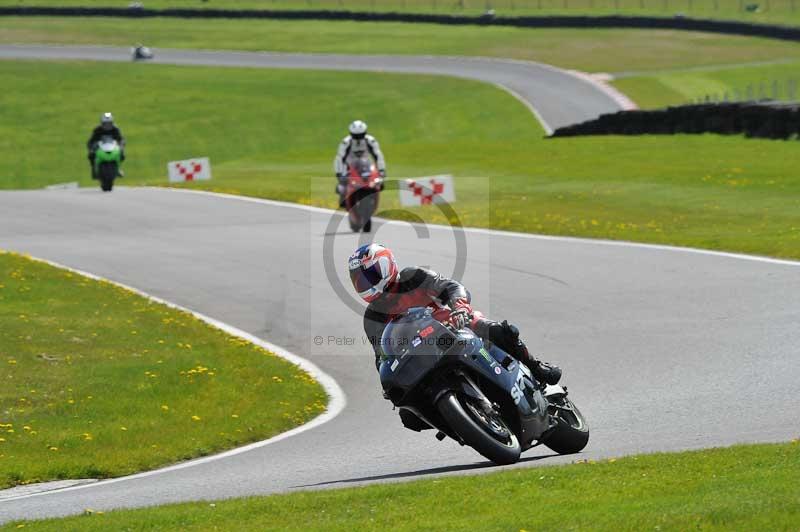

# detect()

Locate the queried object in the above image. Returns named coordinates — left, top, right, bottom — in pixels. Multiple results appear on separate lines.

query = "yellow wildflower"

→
left=191, top=415, right=201, bottom=421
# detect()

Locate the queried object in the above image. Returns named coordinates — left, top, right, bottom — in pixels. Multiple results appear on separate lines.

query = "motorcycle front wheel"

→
left=437, top=391, right=520, bottom=465
left=99, top=162, right=116, bottom=192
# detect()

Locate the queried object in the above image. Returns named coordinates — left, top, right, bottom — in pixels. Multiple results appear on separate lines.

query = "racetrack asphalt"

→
left=0, top=187, right=798, bottom=522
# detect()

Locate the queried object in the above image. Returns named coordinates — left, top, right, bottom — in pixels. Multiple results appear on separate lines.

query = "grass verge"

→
left=613, top=59, right=800, bottom=107
left=2, top=60, right=800, bottom=259
left=3, top=0, right=800, bottom=27
left=2, top=17, right=800, bottom=72
left=6, top=441, right=799, bottom=531
left=0, top=250, right=327, bottom=489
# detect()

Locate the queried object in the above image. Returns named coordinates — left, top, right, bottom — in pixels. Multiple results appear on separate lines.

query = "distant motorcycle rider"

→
left=87, top=112, right=125, bottom=178
left=348, top=243, right=562, bottom=386
left=334, top=120, right=386, bottom=207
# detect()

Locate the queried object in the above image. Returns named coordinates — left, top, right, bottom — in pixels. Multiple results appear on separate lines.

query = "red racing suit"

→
left=363, top=267, right=527, bottom=370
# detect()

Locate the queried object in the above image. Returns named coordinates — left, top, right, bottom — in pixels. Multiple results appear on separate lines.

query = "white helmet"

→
left=100, top=112, right=114, bottom=129
left=348, top=120, right=368, bottom=139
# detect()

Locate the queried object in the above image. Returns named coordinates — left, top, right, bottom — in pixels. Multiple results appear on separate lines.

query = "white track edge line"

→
left=0, top=253, right=347, bottom=504
left=564, top=69, right=638, bottom=111
left=155, top=187, right=800, bottom=268
left=492, top=83, right=554, bottom=136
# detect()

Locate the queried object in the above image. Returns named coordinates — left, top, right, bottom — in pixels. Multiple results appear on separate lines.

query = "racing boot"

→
left=502, top=321, right=561, bottom=385
left=481, top=320, right=561, bottom=385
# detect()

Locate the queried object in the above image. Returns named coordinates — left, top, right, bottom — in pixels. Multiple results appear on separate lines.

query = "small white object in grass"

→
left=398, top=175, right=455, bottom=207
left=167, top=157, right=212, bottom=183
left=44, top=182, right=79, bottom=190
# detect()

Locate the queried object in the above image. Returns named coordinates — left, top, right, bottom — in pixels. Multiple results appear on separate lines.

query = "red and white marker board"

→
left=399, top=175, right=455, bottom=206
left=167, top=157, right=212, bottom=183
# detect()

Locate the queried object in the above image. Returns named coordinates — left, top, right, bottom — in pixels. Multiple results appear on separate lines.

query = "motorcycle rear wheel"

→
left=542, top=397, right=589, bottom=455
left=437, top=391, right=520, bottom=465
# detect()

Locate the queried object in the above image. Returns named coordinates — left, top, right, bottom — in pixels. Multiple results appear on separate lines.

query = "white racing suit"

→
left=334, top=134, right=386, bottom=205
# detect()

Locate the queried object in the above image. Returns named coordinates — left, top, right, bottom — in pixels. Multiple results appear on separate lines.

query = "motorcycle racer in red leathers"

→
left=348, top=243, right=562, bottom=385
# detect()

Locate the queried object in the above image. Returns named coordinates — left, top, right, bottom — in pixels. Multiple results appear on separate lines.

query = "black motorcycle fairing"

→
left=379, top=307, right=553, bottom=449
left=398, top=407, right=432, bottom=432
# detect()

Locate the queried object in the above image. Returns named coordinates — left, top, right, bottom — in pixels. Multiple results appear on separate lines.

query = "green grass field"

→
left=0, top=251, right=327, bottom=489
left=2, top=60, right=799, bottom=259
left=2, top=17, right=800, bottom=72
left=4, top=0, right=800, bottom=26
left=6, top=441, right=799, bottom=531
left=613, top=59, right=800, bottom=107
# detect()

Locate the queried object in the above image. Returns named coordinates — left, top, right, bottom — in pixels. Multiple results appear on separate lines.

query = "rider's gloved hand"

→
left=448, top=299, right=473, bottom=330
left=379, top=169, right=386, bottom=178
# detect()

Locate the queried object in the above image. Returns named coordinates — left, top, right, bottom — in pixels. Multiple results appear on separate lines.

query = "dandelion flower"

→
left=161, top=405, right=169, bottom=411
left=191, top=415, right=201, bottom=421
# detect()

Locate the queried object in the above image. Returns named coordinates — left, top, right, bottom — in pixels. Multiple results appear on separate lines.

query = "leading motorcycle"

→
left=344, top=156, right=383, bottom=233
left=379, top=307, right=589, bottom=465
left=91, top=136, right=123, bottom=192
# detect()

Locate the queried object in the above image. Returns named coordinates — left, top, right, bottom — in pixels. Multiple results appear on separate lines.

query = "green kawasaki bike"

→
left=92, top=136, right=123, bottom=192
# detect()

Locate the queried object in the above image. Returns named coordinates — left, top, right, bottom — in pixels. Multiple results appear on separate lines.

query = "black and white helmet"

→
left=348, top=120, right=368, bottom=140
left=100, top=112, right=114, bottom=129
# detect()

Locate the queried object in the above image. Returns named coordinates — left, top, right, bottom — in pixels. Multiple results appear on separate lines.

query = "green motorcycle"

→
left=92, top=136, right=123, bottom=192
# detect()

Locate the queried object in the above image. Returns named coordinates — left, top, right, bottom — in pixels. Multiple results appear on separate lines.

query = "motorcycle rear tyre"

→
left=542, top=398, right=589, bottom=455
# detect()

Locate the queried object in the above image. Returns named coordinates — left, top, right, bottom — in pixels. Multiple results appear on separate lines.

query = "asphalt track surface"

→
left=0, top=44, right=634, bottom=133
left=0, top=45, right=798, bottom=523
left=1, top=187, right=799, bottom=522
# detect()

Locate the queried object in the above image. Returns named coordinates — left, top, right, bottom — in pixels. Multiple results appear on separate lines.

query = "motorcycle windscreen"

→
left=379, top=308, right=456, bottom=394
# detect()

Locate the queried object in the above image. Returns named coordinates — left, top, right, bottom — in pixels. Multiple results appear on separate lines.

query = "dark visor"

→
left=350, top=263, right=384, bottom=293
